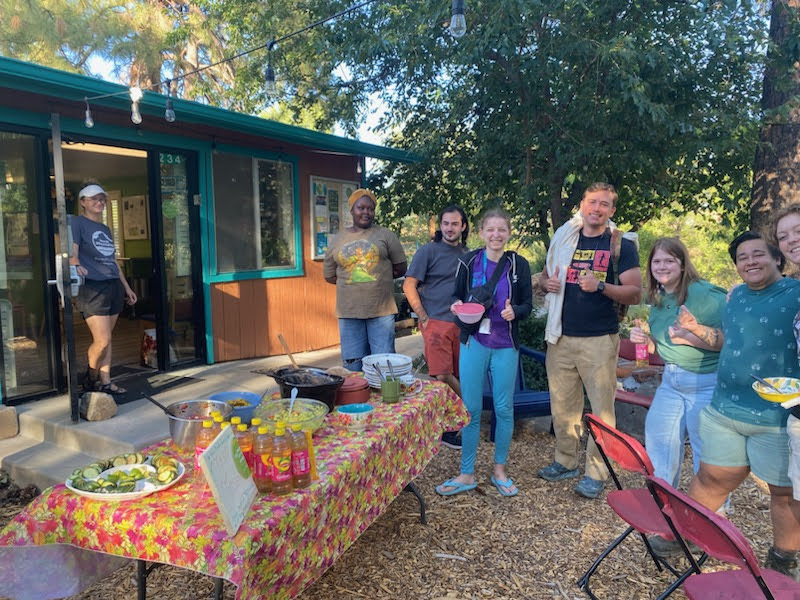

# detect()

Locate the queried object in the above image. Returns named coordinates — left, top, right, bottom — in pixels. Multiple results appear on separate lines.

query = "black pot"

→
left=257, top=365, right=344, bottom=412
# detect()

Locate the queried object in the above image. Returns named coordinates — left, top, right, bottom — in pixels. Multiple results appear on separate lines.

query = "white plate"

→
left=362, top=353, right=413, bottom=368
left=65, top=460, right=186, bottom=501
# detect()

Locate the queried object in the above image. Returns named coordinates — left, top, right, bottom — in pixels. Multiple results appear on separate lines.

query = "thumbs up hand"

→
left=501, top=298, right=515, bottom=321
left=542, top=265, right=561, bottom=294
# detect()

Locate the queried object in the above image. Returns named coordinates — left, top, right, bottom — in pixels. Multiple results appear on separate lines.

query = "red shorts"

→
left=421, top=319, right=460, bottom=378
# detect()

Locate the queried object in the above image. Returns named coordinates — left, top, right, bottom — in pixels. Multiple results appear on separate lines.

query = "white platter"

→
left=65, top=460, right=185, bottom=501
left=362, top=353, right=413, bottom=368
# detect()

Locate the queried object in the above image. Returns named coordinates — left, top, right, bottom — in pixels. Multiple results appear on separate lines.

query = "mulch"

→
left=0, top=419, right=774, bottom=600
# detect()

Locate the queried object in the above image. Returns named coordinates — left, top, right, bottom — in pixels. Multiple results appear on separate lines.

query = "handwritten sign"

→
left=198, top=426, right=257, bottom=535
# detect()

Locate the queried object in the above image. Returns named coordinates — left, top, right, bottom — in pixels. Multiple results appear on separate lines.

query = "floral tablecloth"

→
left=0, top=380, right=468, bottom=600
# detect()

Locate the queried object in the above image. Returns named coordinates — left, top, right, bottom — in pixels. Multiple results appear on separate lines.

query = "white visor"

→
left=78, top=184, right=107, bottom=199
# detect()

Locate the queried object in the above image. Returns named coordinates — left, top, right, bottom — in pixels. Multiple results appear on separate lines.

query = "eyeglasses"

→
left=85, top=196, right=107, bottom=204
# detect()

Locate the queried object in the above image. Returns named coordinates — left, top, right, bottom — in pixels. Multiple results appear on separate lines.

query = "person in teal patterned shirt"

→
left=685, top=232, right=800, bottom=579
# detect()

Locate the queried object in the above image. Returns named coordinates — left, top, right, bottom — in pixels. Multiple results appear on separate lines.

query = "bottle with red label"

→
left=234, top=424, right=254, bottom=474
left=194, top=419, right=216, bottom=473
left=635, top=342, right=649, bottom=368
left=271, top=421, right=293, bottom=496
left=252, top=425, right=272, bottom=494
left=290, top=423, right=311, bottom=489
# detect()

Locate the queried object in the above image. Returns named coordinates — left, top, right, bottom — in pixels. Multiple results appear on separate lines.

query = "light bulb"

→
left=84, top=108, right=94, bottom=128
left=265, top=65, right=277, bottom=95
left=357, top=161, right=363, bottom=174
left=131, top=102, right=142, bottom=124
left=164, top=98, right=176, bottom=123
left=449, top=0, right=466, bottom=38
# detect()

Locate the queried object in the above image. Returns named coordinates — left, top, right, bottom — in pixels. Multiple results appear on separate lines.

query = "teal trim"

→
left=0, top=56, right=419, bottom=162
left=206, top=146, right=304, bottom=283
left=199, top=150, right=215, bottom=363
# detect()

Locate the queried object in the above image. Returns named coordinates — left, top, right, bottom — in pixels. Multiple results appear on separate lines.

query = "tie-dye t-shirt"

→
left=323, top=226, right=406, bottom=319
left=713, top=277, right=800, bottom=427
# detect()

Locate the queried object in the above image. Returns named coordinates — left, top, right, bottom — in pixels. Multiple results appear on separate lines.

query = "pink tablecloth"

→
left=0, top=380, right=468, bottom=600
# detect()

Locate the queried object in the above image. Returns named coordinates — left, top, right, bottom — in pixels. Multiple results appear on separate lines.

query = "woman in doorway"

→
left=70, top=182, right=137, bottom=395
left=323, top=189, right=407, bottom=371
left=436, top=208, right=532, bottom=497
left=629, top=238, right=726, bottom=488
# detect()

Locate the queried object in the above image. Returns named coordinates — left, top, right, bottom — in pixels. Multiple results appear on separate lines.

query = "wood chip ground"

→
left=0, top=421, right=774, bottom=599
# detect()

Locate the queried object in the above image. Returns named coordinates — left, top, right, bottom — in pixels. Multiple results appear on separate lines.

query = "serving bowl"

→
left=208, top=391, right=262, bottom=424
left=257, top=366, right=344, bottom=412
left=334, top=403, right=374, bottom=431
left=166, top=399, right=233, bottom=451
left=752, top=377, right=800, bottom=403
left=253, top=397, right=330, bottom=434
left=454, top=302, right=485, bottom=324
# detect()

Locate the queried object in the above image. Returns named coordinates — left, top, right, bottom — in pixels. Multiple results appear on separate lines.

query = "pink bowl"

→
left=455, top=302, right=485, bottom=324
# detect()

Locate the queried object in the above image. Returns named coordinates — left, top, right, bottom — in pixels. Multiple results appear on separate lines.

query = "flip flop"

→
left=435, top=478, right=478, bottom=496
left=491, top=475, right=519, bottom=497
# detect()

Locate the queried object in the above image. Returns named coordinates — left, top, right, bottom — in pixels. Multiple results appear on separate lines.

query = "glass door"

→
left=153, top=151, right=203, bottom=367
left=0, top=131, right=56, bottom=402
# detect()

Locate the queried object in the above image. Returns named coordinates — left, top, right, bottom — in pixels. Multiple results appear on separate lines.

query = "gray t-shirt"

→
left=405, top=241, right=467, bottom=322
left=71, top=215, right=120, bottom=281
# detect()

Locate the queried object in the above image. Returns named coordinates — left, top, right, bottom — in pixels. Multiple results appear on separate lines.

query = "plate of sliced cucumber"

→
left=65, top=452, right=185, bottom=501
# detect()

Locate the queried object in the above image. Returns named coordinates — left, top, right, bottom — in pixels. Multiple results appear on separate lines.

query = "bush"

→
left=518, top=312, right=548, bottom=391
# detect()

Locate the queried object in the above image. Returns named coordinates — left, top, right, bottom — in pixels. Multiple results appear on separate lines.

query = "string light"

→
left=356, top=160, right=363, bottom=174
left=83, top=98, right=94, bottom=128
left=449, top=0, right=466, bottom=38
left=78, top=1, right=464, bottom=127
left=164, top=79, right=176, bottom=122
left=129, top=86, right=143, bottom=124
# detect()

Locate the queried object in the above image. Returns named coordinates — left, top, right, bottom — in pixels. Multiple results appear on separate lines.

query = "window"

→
left=212, top=152, right=297, bottom=274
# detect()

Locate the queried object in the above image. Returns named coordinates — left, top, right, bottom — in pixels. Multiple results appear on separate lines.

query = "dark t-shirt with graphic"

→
left=561, top=231, right=639, bottom=337
left=71, top=215, right=120, bottom=281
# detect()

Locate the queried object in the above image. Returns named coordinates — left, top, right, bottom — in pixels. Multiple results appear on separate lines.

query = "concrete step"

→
left=0, top=435, right=104, bottom=491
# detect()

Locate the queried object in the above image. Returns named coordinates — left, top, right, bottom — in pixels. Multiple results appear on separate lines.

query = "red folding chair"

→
left=647, top=475, right=800, bottom=599
left=578, top=414, right=703, bottom=599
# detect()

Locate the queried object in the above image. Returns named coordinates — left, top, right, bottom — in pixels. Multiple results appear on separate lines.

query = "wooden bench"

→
left=482, top=346, right=551, bottom=442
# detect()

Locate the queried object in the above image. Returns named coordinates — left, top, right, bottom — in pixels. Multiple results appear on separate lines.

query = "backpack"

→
left=609, top=228, right=627, bottom=322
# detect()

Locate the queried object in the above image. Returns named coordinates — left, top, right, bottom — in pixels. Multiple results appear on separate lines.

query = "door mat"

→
left=110, top=364, right=153, bottom=379
left=110, top=371, right=203, bottom=405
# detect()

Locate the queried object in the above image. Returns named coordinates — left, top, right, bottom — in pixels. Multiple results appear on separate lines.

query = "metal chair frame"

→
left=577, top=414, right=704, bottom=599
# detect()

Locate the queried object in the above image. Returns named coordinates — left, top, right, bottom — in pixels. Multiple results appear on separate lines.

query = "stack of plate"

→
left=362, top=353, right=413, bottom=388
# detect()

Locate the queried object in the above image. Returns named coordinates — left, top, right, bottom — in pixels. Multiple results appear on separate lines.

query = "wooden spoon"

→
left=277, top=333, right=300, bottom=369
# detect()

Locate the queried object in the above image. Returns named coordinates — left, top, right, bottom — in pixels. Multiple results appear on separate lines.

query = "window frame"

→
left=207, top=145, right=302, bottom=282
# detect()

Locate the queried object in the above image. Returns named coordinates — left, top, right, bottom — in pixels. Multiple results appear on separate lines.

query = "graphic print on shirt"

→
left=338, top=239, right=379, bottom=283
left=92, top=230, right=116, bottom=257
left=565, top=247, right=610, bottom=284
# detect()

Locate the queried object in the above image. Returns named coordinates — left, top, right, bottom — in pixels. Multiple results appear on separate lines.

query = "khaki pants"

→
left=546, top=334, right=619, bottom=481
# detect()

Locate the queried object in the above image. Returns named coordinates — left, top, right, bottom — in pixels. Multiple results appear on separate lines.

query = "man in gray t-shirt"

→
left=404, top=206, right=469, bottom=448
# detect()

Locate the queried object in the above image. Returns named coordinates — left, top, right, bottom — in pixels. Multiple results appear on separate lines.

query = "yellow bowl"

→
left=752, top=377, right=800, bottom=403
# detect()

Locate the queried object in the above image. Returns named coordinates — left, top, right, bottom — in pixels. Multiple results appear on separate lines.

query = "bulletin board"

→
left=122, top=195, right=149, bottom=240
left=309, top=176, right=359, bottom=260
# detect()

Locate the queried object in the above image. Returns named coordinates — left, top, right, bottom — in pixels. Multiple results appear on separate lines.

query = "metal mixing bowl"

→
left=166, top=399, right=233, bottom=451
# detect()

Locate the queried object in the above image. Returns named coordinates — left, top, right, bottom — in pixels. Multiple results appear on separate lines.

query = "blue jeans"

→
left=459, top=338, right=518, bottom=475
left=338, top=315, right=396, bottom=372
left=644, top=364, right=717, bottom=488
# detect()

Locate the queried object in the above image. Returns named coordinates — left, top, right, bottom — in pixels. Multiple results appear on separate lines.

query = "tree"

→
left=750, top=0, right=800, bottom=234
left=335, top=0, right=768, bottom=244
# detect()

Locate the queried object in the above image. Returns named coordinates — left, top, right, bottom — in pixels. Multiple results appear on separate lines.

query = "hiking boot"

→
left=574, top=476, right=605, bottom=499
left=765, top=546, right=800, bottom=581
left=647, top=535, right=684, bottom=557
left=538, top=461, right=580, bottom=482
left=441, top=431, right=462, bottom=449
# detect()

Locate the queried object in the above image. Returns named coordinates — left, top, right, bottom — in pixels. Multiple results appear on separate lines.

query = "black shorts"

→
left=77, top=278, right=125, bottom=317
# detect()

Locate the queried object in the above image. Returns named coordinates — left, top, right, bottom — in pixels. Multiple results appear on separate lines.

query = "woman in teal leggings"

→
left=436, top=208, right=532, bottom=497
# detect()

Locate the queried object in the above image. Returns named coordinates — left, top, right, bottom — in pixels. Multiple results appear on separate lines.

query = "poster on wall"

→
left=122, top=195, right=149, bottom=240
left=309, top=176, right=359, bottom=260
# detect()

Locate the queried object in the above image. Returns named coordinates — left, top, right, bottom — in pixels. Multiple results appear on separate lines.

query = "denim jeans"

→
left=459, top=338, right=518, bottom=475
left=338, top=315, right=396, bottom=372
left=644, top=364, right=717, bottom=488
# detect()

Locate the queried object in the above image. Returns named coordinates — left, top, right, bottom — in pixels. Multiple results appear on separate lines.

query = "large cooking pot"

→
left=166, top=399, right=233, bottom=451
left=257, top=365, right=344, bottom=412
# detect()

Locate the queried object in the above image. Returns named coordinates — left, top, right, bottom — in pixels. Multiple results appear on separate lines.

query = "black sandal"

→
left=96, top=383, right=126, bottom=396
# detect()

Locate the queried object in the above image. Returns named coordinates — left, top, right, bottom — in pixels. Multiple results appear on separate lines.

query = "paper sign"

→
left=198, top=426, right=258, bottom=535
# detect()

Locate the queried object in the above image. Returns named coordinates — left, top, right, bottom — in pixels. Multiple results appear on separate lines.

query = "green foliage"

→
left=518, top=311, right=548, bottom=391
